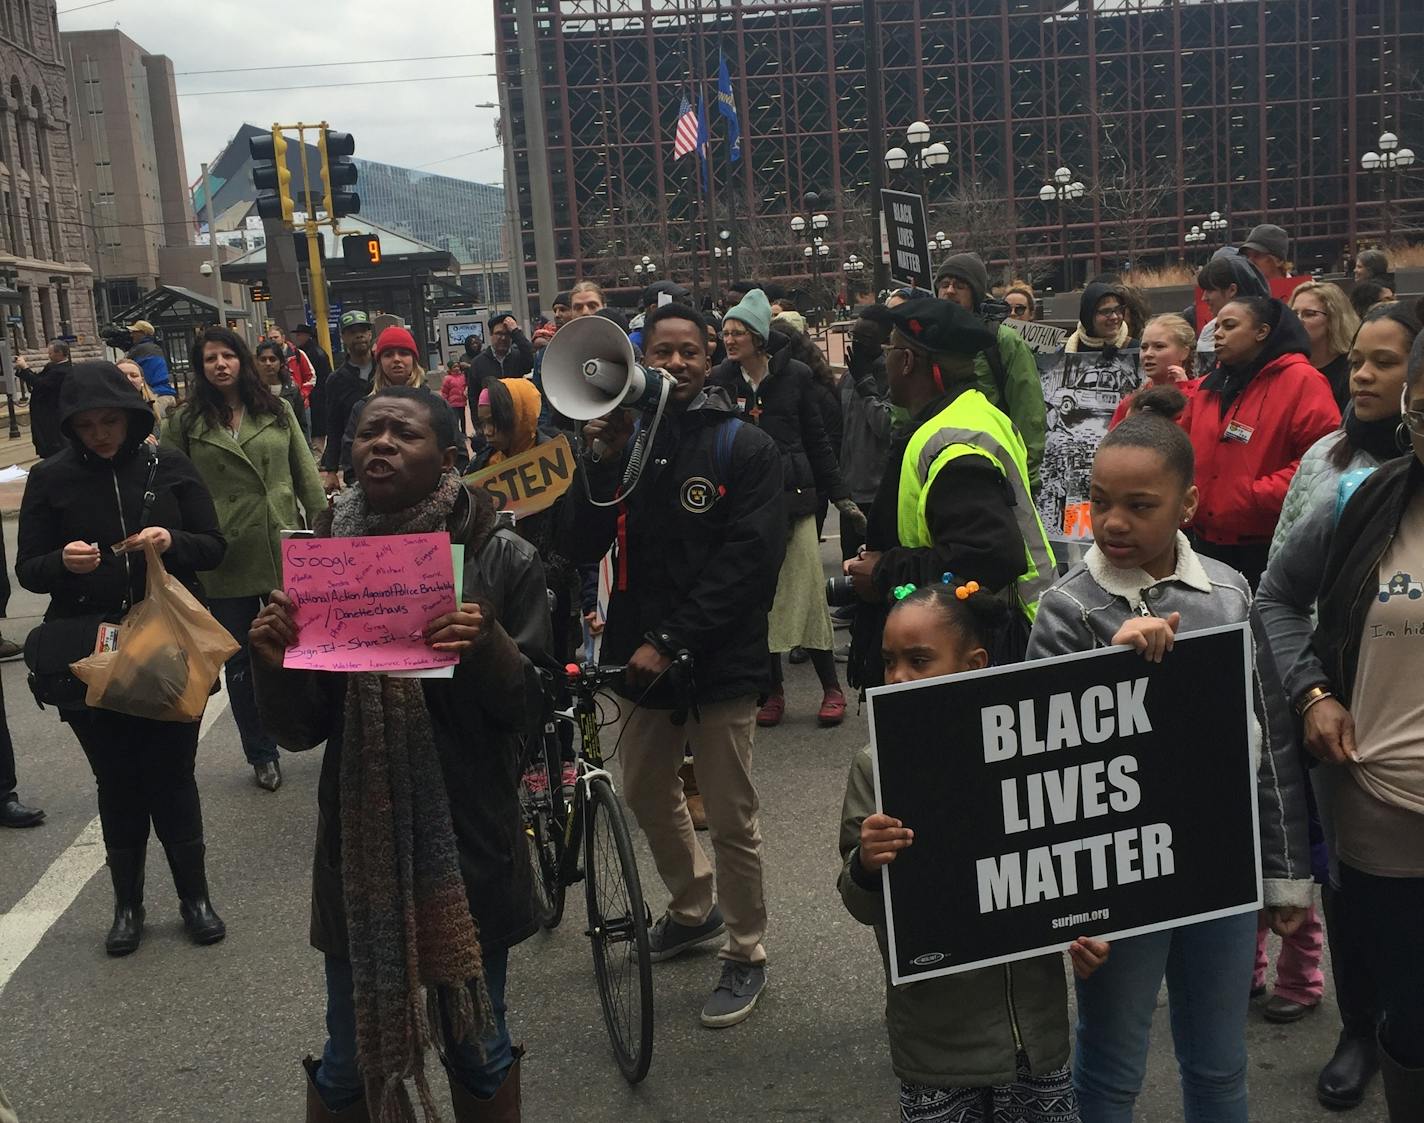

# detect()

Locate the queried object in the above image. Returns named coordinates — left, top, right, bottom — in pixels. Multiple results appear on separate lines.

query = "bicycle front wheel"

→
left=522, top=731, right=566, bottom=930
left=583, top=776, right=654, bottom=1084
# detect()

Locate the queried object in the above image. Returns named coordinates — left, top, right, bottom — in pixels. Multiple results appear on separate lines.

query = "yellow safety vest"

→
left=895, top=389, right=1057, bottom=620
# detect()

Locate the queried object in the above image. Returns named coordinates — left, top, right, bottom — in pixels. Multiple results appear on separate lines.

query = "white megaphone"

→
left=540, top=314, right=673, bottom=421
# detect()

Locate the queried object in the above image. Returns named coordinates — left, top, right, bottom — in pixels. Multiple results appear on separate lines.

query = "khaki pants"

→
left=617, top=696, right=767, bottom=964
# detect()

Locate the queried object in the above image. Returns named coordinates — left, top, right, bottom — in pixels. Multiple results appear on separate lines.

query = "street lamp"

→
left=886, top=122, right=950, bottom=200
left=1202, top=211, right=1228, bottom=239
left=1039, top=166, right=1088, bottom=292
left=1360, top=130, right=1417, bottom=241
left=1184, top=224, right=1206, bottom=262
left=634, top=256, right=659, bottom=278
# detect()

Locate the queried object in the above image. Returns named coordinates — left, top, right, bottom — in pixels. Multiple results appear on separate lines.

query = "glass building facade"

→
left=496, top=0, right=1424, bottom=294
left=354, top=159, right=506, bottom=268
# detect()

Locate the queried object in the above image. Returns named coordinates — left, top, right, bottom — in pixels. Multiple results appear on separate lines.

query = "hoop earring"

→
left=1397, top=422, right=1411, bottom=453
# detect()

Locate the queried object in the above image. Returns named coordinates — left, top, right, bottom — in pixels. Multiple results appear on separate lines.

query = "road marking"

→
left=0, top=691, right=231, bottom=995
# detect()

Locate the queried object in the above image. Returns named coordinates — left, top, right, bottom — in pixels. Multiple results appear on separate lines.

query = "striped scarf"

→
left=332, top=473, right=492, bottom=1123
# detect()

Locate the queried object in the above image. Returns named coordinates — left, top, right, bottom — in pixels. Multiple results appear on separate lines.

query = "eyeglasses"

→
left=1295, top=308, right=1327, bottom=320
left=1006, top=302, right=1030, bottom=317
left=722, top=328, right=750, bottom=340
left=881, top=343, right=913, bottom=362
left=1405, top=409, right=1424, bottom=436
left=1097, top=306, right=1126, bottom=319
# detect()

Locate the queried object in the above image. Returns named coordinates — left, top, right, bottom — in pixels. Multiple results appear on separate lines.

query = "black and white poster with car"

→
left=1036, top=349, right=1141, bottom=545
left=867, top=625, right=1262, bottom=985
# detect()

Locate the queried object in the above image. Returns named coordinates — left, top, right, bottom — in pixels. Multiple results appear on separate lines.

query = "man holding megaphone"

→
left=558, top=302, right=788, bottom=1028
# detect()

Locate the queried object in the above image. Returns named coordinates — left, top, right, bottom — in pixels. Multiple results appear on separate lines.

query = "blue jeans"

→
left=1073, top=910, right=1256, bottom=1123
left=208, top=596, right=277, bottom=765
left=315, top=947, right=513, bottom=1108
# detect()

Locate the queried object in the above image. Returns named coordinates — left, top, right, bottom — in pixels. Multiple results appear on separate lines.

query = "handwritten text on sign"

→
left=463, top=433, right=574, bottom=518
left=281, top=532, right=458, bottom=673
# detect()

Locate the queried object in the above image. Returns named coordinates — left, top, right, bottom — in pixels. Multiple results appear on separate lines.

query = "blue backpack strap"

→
left=1335, top=466, right=1377, bottom=526
left=714, top=416, right=743, bottom=483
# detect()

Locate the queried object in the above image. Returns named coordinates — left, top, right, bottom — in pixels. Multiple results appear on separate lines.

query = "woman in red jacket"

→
left=1180, top=295, right=1340, bottom=588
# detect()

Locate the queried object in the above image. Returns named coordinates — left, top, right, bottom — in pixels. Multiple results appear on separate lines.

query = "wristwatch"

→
left=1294, top=684, right=1333, bottom=717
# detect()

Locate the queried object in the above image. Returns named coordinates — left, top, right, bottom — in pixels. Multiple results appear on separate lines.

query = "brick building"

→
left=496, top=0, right=1424, bottom=299
left=0, top=0, right=96, bottom=358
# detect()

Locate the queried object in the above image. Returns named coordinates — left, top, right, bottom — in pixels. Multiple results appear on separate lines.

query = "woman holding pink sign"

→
left=251, top=384, right=551, bottom=1120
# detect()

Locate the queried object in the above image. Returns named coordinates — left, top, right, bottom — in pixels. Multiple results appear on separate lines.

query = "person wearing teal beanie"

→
left=713, top=288, right=864, bottom=728
left=725, top=288, right=773, bottom=342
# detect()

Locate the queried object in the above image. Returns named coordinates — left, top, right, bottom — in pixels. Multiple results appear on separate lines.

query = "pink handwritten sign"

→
left=281, top=533, right=458, bottom=673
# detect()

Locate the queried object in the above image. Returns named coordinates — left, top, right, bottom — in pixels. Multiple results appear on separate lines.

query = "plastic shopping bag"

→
left=71, top=541, right=240, bottom=722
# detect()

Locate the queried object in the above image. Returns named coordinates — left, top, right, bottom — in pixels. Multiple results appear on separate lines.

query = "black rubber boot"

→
left=1317, top=883, right=1380, bottom=1109
left=104, top=847, right=146, bottom=957
left=1379, top=1028, right=1424, bottom=1123
left=162, top=838, right=226, bottom=945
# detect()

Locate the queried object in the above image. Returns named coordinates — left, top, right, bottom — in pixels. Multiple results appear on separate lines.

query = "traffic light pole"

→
left=201, top=163, right=225, bottom=328
left=294, top=125, right=335, bottom=365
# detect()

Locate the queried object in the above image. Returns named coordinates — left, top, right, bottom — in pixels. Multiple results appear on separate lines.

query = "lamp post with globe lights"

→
left=1184, top=224, right=1206, bottom=263
left=792, top=212, right=833, bottom=309
left=633, top=256, right=659, bottom=281
left=885, top=121, right=950, bottom=201
left=1202, top=211, right=1228, bottom=241
left=1039, top=167, right=1087, bottom=292
left=1361, top=131, right=1416, bottom=241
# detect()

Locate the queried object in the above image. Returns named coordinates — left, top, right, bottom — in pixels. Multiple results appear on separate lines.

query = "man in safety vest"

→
left=843, top=297, right=1056, bottom=687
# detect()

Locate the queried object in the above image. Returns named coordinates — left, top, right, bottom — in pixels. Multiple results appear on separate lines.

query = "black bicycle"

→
left=519, top=656, right=692, bottom=1083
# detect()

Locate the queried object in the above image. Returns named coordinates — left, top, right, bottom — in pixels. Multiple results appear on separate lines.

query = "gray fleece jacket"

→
left=1027, top=533, right=1313, bottom=908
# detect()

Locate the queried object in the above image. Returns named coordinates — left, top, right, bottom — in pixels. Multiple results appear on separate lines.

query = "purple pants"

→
left=1253, top=905, right=1324, bottom=1006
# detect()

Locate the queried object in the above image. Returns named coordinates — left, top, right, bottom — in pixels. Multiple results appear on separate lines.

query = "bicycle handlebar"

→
left=563, top=650, right=694, bottom=697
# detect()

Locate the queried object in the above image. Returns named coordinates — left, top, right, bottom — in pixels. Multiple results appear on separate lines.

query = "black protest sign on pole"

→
left=867, top=624, right=1261, bottom=985
left=881, top=189, right=931, bottom=290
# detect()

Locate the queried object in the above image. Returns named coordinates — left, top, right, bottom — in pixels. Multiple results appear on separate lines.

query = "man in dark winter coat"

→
left=566, top=301, right=785, bottom=1029
left=471, top=314, right=534, bottom=382
left=252, top=385, right=550, bottom=1119
left=319, top=310, right=375, bottom=490
left=288, top=322, right=333, bottom=442
left=16, top=339, right=70, bottom=459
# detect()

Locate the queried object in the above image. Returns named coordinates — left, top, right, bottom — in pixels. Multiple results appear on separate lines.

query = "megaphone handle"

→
left=588, top=437, right=608, bottom=463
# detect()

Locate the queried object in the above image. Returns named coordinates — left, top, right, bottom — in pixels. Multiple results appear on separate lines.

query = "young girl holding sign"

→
left=1027, top=386, right=1313, bottom=1122
left=839, top=581, right=1110, bottom=1123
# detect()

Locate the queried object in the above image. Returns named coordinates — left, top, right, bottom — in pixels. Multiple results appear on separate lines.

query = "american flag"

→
left=672, top=95, right=701, bottom=160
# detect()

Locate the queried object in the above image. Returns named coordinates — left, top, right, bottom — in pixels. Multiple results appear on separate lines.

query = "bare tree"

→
left=1093, top=123, right=1180, bottom=271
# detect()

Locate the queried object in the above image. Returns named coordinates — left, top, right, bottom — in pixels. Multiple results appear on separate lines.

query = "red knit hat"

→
left=374, top=325, right=419, bottom=357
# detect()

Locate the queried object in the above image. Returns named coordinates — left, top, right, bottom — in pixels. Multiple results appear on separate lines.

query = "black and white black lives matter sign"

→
left=867, top=624, right=1261, bottom=984
left=881, top=190, right=931, bottom=290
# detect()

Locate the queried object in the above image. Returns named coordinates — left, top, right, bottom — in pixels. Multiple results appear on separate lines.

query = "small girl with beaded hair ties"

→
left=837, top=575, right=1109, bottom=1123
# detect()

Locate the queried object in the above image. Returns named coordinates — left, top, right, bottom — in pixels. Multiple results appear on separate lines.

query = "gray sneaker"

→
left=700, top=961, right=766, bottom=1027
left=648, top=906, right=725, bottom=962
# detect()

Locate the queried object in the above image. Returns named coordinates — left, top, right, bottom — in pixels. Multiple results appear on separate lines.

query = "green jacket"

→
left=837, top=747, right=1070, bottom=1088
left=161, top=398, right=326, bottom=598
left=973, top=324, right=1046, bottom=493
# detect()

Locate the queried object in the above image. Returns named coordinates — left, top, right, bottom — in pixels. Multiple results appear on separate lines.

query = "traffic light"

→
left=249, top=128, right=294, bottom=224
left=342, top=233, right=382, bottom=268
left=320, top=131, right=360, bottom=218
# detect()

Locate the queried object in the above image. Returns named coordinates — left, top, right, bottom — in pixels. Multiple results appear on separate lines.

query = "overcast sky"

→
left=58, top=0, right=505, bottom=189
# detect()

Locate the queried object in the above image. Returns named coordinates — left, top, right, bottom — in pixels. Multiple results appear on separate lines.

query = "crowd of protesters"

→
left=1, top=229, right=1420, bottom=1123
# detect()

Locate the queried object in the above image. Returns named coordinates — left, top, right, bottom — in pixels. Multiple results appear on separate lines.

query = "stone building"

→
left=62, top=27, right=193, bottom=322
left=0, top=0, right=96, bottom=360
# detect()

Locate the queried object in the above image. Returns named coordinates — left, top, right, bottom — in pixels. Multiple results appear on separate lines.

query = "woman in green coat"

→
left=162, top=327, right=327, bottom=791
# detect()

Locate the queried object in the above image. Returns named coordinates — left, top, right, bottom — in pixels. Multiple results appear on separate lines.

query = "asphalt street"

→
left=0, top=521, right=1390, bottom=1122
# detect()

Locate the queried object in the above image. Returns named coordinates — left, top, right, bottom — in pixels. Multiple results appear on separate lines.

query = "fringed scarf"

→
left=331, top=472, right=492, bottom=1123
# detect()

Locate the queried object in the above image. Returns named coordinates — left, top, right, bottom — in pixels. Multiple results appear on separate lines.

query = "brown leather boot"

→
left=448, top=1048, right=522, bottom=1122
left=303, top=1055, right=370, bottom=1122
left=680, top=760, right=707, bottom=832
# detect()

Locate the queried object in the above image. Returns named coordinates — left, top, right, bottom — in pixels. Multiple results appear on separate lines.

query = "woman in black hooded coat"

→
left=17, top=361, right=229, bottom=957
